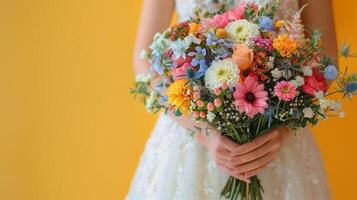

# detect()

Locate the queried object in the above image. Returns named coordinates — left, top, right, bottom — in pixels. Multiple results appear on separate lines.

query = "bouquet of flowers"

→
left=131, top=1, right=357, bottom=199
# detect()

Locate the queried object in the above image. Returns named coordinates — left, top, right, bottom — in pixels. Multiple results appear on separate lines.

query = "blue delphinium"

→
left=324, top=64, right=338, bottom=80
left=151, top=52, right=163, bottom=74
left=259, top=16, right=274, bottom=31
left=189, top=47, right=207, bottom=68
left=206, top=31, right=232, bottom=60
left=187, top=46, right=208, bottom=79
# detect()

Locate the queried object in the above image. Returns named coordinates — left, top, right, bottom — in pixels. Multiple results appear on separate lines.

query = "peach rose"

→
left=232, top=44, right=254, bottom=71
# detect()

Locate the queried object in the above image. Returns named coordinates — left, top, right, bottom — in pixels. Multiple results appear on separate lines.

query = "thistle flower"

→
left=344, top=82, right=357, bottom=98
left=340, top=42, right=356, bottom=58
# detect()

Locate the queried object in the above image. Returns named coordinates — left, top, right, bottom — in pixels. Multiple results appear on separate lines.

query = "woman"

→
left=127, top=0, right=337, bottom=199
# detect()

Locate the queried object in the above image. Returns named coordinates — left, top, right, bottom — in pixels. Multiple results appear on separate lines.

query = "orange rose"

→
left=232, top=44, right=254, bottom=71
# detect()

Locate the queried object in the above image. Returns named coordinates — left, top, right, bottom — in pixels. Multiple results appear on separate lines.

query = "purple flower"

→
left=252, top=36, right=273, bottom=51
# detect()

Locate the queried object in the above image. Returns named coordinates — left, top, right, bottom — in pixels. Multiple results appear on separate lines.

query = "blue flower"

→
left=190, top=47, right=207, bottom=65
left=324, top=64, right=338, bottom=80
left=259, top=16, right=274, bottom=31
left=292, top=110, right=303, bottom=119
left=345, top=82, right=357, bottom=95
left=187, top=46, right=208, bottom=79
left=151, top=53, right=163, bottom=74
left=263, top=106, right=275, bottom=128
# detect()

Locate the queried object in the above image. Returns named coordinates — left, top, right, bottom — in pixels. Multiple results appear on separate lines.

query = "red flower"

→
left=302, top=68, right=328, bottom=96
left=172, top=56, right=192, bottom=80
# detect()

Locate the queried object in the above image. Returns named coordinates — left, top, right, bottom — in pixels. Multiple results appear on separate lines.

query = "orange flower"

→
left=274, top=20, right=285, bottom=29
left=273, top=34, right=297, bottom=58
left=167, top=79, right=193, bottom=115
left=232, top=44, right=254, bottom=71
left=215, top=28, right=228, bottom=39
left=189, top=23, right=201, bottom=34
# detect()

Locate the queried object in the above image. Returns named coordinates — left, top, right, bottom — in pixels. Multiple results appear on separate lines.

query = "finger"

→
left=217, top=163, right=250, bottom=183
left=216, top=148, right=234, bottom=161
left=231, top=129, right=279, bottom=156
left=233, top=151, right=279, bottom=174
left=230, top=140, right=281, bottom=166
left=241, top=164, right=267, bottom=179
left=219, top=135, right=239, bottom=152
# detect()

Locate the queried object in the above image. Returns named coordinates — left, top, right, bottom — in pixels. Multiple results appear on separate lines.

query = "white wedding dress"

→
left=126, top=0, right=331, bottom=199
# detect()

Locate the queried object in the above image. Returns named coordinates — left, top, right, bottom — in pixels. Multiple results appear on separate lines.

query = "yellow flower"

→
left=274, top=20, right=285, bottom=29
left=167, top=79, right=193, bottom=115
left=273, top=34, right=297, bottom=58
left=215, top=28, right=227, bottom=39
left=189, top=23, right=201, bottom=34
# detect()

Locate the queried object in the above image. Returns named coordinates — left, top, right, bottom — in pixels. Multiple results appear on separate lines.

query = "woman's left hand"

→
left=229, top=126, right=292, bottom=179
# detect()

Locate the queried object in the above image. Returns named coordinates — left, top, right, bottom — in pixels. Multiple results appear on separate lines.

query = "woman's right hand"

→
left=205, top=131, right=250, bottom=183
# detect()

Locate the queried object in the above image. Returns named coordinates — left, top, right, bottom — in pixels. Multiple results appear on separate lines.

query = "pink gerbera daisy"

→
left=233, top=76, right=268, bottom=118
left=274, top=81, right=298, bottom=101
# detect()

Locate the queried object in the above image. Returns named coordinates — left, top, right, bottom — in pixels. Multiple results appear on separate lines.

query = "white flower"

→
left=269, top=56, right=275, bottom=62
left=204, top=59, right=240, bottom=90
left=303, top=107, right=314, bottom=118
left=314, top=90, right=325, bottom=99
left=319, top=99, right=330, bottom=110
left=302, top=67, right=313, bottom=76
left=150, top=33, right=169, bottom=54
left=135, top=74, right=152, bottom=83
left=339, top=112, right=345, bottom=118
left=330, top=101, right=342, bottom=111
left=226, top=19, right=260, bottom=43
left=271, top=68, right=282, bottom=79
left=291, top=76, right=305, bottom=87
left=319, top=99, right=341, bottom=112
left=170, top=38, right=190, bottom=58
left=207, top=112, right=216, bottom=122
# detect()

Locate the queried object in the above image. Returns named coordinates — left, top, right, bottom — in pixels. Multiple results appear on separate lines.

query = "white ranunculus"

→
left=204, top=59, right=240, bottom=90
left=271, top=68, right=282, bottom=79
left=302, top=107, right=314, bottom=118
left=225, top=19, right=260, bottom=43
left=314, top=90, right=325, bottom=99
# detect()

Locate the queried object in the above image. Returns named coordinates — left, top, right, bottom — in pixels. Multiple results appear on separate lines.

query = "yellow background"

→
left=0, top=1, right=356, bottom=200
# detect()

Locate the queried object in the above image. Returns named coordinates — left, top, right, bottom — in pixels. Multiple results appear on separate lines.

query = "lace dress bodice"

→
left=176, top=0, right=299, bottom=22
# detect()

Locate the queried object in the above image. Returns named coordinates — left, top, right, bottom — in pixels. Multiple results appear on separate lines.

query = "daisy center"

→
left=282, top=87, right=290, bottom=93
left=245, top=92, right=256, bottom=103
